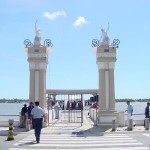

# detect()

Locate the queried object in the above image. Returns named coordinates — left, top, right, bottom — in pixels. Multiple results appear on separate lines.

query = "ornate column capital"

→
left=96, top=53, right=116, bottom=58
left=28, top=53, right=48, bottom=58
left=29, top=62, right=47, bottom=70
left=97, top=62, right=115, bottom=70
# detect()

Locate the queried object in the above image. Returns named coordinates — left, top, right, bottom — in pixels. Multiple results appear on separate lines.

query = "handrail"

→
left=0, top=115, right=19, bottom=116
left=124, top=113, right=144, bottom=115
left=0, top=115, right=20, bottom=121
left=89, top=108, right=145, bottom=115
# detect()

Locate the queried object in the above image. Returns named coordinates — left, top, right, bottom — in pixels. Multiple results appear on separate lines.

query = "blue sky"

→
left=0, top=0, right=150, bottom=99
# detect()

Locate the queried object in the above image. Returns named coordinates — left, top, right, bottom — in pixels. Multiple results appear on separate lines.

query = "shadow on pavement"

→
left=72, top=125, right=112, bottom=137
left=16, top=141, right=37, bottom=146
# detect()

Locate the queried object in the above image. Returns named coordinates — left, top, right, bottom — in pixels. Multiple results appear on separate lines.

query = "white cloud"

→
left=73, top=16, right=88, bottom=27
left=43, top=11, right=66, bottom=20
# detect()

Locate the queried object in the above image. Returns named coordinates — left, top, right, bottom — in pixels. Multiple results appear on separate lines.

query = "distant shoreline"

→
left=115, top=98, right=150, bottom=102
left=0, top=98, right=150, bottom=103
left=0, top=99, right=29, bottom=103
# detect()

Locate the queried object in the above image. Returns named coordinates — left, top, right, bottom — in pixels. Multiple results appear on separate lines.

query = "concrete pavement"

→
left=0, top=113, right=150, bottom=150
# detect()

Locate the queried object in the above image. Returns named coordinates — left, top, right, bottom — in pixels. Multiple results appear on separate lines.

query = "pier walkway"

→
left=0, top=111, right=150, bottom=150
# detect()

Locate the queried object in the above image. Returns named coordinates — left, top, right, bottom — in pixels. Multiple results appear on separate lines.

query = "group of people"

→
left=19, top=101, right=46, bottom=144
left=66, top=100, right=83, bottom=110
left=51, top=100, right=83, bottom=120
left=19, top=102, right=34, bottom=128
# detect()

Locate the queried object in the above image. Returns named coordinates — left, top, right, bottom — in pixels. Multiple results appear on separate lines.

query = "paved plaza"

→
left=0, top=112, right=150, bottom=150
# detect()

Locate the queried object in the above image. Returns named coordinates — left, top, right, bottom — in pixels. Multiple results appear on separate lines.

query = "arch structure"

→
left=46, top=89, right=98, bottom=96
left=46, top=89, right=98, bottom=125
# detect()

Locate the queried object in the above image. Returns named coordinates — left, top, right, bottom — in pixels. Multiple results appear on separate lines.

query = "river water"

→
left=0, top=102, right=147, bottom=121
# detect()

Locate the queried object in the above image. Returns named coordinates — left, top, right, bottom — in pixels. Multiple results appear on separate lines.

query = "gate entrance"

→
left=47, top=89, right=98, bottom=126
left=60, top=94, right=83, bottom=125
left=47, top=94, right=84, bottom=126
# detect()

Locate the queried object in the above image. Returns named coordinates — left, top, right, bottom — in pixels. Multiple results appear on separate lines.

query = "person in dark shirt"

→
left=19, top=104, right=28, bottom=128
left=145, top=102, right=150, bottom=118
left=78, top=101, right=83, bottom=110
left=144, top=102, right=150, bottom=126
left=28, top=102, right=34, bottom=119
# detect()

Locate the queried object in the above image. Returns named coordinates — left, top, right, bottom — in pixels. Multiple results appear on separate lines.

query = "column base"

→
left=97, top=110, right=123, bottom=126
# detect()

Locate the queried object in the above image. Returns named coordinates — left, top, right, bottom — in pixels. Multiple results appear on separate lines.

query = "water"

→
left=0, top=102, right=147, bottom=121
left=0, top=103, right=28, bottom=121
left=115, top=102, right=146, bottom=120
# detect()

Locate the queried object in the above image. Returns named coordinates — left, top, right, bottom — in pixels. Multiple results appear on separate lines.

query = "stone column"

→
left=39, top=64, right=47, bottom=109
left=109, top=68, right=115, bottom=111
left=96, top=45, right=119, bottom=125
left=98, top=68, right=106, bottom=110
left=29, top=69, right=35, bottom=102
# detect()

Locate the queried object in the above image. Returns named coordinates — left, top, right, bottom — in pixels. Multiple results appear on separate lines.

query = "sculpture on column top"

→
left=34, top=21, right=41, bottom=46
left=100, top=23, right=110, bottom=46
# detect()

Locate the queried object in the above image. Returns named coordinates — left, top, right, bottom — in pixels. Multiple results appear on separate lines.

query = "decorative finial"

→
left=35, top=20, right=37, bottom=31
left=34, top=20, right=41, bottom=46
left=100, top=23, right=110, bottom=46
left=35, top=21, right=41, bottom=38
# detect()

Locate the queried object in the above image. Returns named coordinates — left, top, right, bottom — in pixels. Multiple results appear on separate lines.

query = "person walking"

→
left=30, top=101, right=46, bottom=143
left=125, top=100, right=136, bottom=128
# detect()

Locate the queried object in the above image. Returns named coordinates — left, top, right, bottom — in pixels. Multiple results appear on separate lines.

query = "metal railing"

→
left=0, top=115, right=20, bottom=121
left=89, top=108, right=145, bottom=123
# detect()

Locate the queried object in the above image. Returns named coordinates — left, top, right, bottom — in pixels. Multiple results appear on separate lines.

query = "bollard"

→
left=128, top=119, right=133, bottom=131
left=52, top=108, right=54, bottom=121
left=145, top=118, right=149, bottom=130
left=93, top=109, right=94, bottom=120
left=7, top=119, right=14, bottom=141
left=112, top=119, right=116, bottom=131
left=43, top=113, right=48, bottom=127
left=26, top=119, right=31, bottom=131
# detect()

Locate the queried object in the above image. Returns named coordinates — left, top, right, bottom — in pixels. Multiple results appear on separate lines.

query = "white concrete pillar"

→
left=35, top=70, right=40, bottom=101
left=109, top=69, right=115, bottom=111
left=98, top=69, right=106, bottom=110
left=145, top=118, right=149, bottom=130
left=29, top=70, right=35, bottom=102
left=105, top=69, right=109, bottom=110
left=39, top=69, right=46, bottom=108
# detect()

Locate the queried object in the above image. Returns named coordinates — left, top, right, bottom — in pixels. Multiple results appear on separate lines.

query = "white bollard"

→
left=26, top=119, right=31, bottom=131
left=145, top=118, right=149, bottom=130
left=93, top=109, right=94, bottom=120
left=112, top=119, right=116, bottom=131
left=128, top=119, right=133, bottom=130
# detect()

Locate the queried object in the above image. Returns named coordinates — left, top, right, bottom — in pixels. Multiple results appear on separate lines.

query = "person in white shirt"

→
left=30, top=101, right=46, bottom=143
left=53, top=101, right=60, bottom=119
left=125, top=100, right=136, bottom=128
